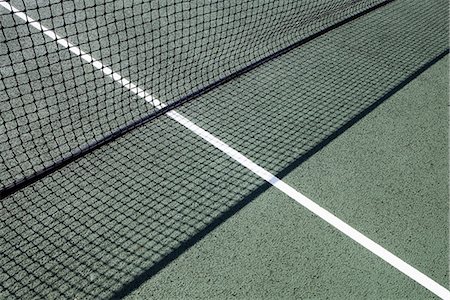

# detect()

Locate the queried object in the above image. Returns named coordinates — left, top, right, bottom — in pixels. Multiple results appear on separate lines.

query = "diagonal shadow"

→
left=110, top=49, right=448, bottom=300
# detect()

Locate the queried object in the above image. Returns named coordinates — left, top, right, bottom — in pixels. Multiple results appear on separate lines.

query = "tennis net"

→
left=0, top=0, right=448, bottom=298
left=0, top=0, right=390, bottom=196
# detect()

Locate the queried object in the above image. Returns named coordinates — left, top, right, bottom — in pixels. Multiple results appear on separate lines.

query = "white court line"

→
left=2, top=1, right=449, bottom=299
left=0, top=1, right=164, bottom=110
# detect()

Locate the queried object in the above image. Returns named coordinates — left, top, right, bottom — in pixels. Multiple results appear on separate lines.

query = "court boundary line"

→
left=1, top=2, right=449, bottom=299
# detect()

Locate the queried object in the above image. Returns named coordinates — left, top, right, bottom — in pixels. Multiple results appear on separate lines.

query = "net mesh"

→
left=1, top=0, right=387, bottom=193
left=0, top=0, right=449, bottom=299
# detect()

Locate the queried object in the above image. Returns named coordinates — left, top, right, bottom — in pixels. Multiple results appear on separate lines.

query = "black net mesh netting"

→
left=0, top=0, right=448, bottom=298
left=1, top=0, right=389, bottom=192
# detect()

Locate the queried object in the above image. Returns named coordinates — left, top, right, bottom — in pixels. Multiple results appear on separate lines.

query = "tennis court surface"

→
left=0, top=0, right=448, bottom=298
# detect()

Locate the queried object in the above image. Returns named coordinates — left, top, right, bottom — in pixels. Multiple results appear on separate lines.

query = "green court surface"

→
left=127, top=55, right=447, bottom=299
left=0, top=0, right=448, bottom=299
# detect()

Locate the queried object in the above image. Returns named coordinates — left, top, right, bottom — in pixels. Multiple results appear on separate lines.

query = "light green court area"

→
left=126, top=55, right=448, bottom=300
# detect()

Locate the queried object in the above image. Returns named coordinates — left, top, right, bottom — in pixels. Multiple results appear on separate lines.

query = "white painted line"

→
left=169, top=110, right=450, bottom=300
left=2, top=1, right=449, bottom=298
left=0, top=1, right=165, bottom=110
